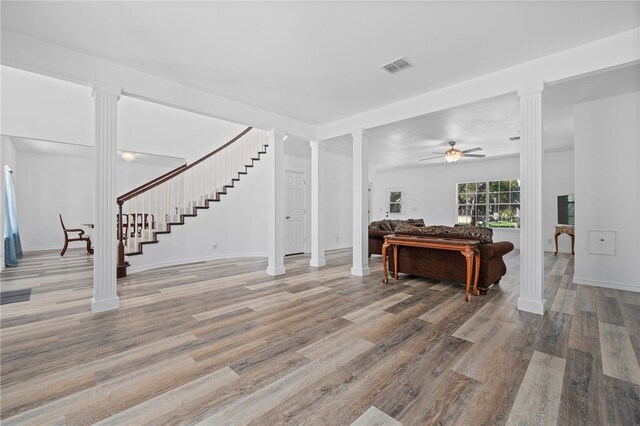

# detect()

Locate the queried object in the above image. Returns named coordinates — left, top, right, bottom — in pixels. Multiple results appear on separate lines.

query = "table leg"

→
left=393, top=245, right=399, bottom=280
left=554, top=231, right=560, bottom=256
left=462, top=249, right=473, bottom=302
left=570, top=234, right=575, bottom=256
left=382, top=241, right=389, bottom=284
left=473, top=249, right=480, bottom=296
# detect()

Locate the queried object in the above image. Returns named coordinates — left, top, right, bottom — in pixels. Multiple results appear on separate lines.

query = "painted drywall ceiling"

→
left=325, top=63, right=640, bottom=170
left=1, top=1, right=638, bottom=125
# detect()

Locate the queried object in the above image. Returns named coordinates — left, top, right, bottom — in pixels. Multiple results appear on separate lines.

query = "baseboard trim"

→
left=23, top=245, right=62, bottom=252
left=127, top=251, right=267, bottom=275
left=351, top=266, right=370, bottom=276
left=310, top=258, right=326, bottom=267
left=325, top=243, right=352, bottom=251
left=517, top=297, right=547, bottom=315
left=266, top=265, right=286, bottom=276
left=573, top=277, right=640, bottom=293
left=91, top=295, right=120, bottom=313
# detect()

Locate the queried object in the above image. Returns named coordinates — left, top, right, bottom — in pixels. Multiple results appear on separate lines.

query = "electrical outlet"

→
left=213, top=241, right=218, bottom=249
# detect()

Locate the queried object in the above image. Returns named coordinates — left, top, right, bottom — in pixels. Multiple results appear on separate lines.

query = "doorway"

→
left=285, top=170, right=305, bottom=255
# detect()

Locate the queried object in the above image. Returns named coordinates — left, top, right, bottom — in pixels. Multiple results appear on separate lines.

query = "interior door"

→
left=285, top=170, right=305, bottom=255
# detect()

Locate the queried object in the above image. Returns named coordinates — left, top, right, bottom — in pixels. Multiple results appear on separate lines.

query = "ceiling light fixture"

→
left=121, top=152, right=136, bottom=162
left=445, top=148, right=462, bottom=163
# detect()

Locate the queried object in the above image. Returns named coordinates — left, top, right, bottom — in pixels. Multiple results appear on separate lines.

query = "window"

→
left=386, top=188, right=405, bottom=215
left=457, top=179, right=520, bottom=228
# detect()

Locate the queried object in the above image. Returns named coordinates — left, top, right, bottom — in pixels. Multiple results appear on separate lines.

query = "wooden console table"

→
left=381, top=234, right=480, bottom=302
left=554, top=225, right=575, bottom=256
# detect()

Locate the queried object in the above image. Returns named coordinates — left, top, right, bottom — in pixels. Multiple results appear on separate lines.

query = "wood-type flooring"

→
left=1, top=248, right=639, bottom=425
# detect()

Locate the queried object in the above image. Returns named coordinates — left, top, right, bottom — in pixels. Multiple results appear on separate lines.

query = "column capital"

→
left=351, top=129, right=371, bottom=140
left=309, top=140, right=327, bottom=149
left=92, top=82, right=122, bottom=99
left=517, top=81, right=545, bottom=97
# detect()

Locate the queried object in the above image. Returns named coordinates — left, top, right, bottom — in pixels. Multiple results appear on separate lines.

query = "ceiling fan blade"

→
left=431, top=151, right=445, bottom=154
left=461, top=147, right=482, bottom=154
left=463, top=154, right=486, bottom=158
left=419, top=155, right=445, bottom=161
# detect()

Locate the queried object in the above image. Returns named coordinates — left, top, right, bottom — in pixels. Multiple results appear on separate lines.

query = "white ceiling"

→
left=322, top=62, right=640, bottom=169
left=2, top=1, right=638, bottom=125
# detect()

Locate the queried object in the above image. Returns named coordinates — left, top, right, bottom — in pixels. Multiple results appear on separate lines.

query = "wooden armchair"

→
left=59, top=214, right=93, bottom=256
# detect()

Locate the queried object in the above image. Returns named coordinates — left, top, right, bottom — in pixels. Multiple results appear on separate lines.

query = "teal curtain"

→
left=4, top=167, right=22, bottom=267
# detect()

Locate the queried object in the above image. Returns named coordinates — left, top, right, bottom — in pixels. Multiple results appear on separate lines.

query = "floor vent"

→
left=381, top=57, right=411, bottom=74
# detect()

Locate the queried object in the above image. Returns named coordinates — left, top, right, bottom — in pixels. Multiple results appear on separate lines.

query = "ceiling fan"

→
left=419, top=141, right=486, bottom=163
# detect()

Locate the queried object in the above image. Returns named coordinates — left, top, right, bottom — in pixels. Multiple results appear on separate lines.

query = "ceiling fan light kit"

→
left=445, top=148, right=462, bottom=163
left=419, top=140, right=485, bottom=163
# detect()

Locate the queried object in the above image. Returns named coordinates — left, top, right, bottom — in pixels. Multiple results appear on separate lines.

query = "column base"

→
left=310, top=258, right=326, bottom=268
left=266, top=266, right=286, bottom=276
left=350, top=266, right=370, bottom=276
left=517, top=297, right=546, bottom=315
left=91, top=295, right=120, bottom=313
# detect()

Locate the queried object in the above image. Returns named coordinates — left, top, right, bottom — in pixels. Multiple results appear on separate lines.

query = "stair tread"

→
left=119, top=134, right=268, bottom=275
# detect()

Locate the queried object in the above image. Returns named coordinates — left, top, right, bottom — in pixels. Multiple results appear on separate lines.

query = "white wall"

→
left=1, top=66, right=247, bottom=160
left=324, top=152, right=353, bottom=250
left=283, top=139, right=353, bottom=253
left=128, top=147, right=354, bottom=273
left=371, top=156, right=521, bottom=248
left=127, top=152, right=271, bottom=273
left=574, top=91, right=640, bottom=292
left=1, top=136, right=18, bottom=267
left=1, top=66, right=94, bottom=146
left=543, top=150, right=575, bottom=253
left=13, top=148, right=181, bottom=251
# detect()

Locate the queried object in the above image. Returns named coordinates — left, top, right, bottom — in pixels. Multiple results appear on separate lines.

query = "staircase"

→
left=116, top=127, right=268, bottom=277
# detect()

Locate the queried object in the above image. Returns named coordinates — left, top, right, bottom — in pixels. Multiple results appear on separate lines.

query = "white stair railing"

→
left=116, top=127, right=268, bottom=275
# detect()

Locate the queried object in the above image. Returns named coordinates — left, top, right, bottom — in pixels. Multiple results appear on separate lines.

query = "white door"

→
left=285, top=171, right=305, bottom=255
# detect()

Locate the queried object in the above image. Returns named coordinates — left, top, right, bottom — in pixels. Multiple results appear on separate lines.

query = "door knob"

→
left=285, top=216, right=291, bottom=219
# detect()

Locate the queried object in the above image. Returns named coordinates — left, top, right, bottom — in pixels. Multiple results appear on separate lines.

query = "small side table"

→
left=554, top=225, right=575, bottom=256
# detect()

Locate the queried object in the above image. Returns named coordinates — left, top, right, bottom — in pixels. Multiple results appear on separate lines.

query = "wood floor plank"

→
left=2, top=248, right=639, bottom=425
left=196, top=338, right=374, bottom=425
left=96, top=366, right=239, bottom=425
left=451, top=320, right=518, bottom=382
left=418, top=293, right=461, bottom=324
left=550, top=287, right=577, bottom=315
left=598, top=321, right=640, bottom=385
left=506, top=351, right=566, bottom=426
left=350, top=406, right=401, bottom=426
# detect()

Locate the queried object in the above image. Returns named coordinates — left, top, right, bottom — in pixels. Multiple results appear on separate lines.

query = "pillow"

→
left=380, top=220, right=394, bottom=232
left=407, top=218, right=425, bottom=227
left=452, top=225, right=493, bottom=243
left=368, top=220, right=384, bottom=230
left=394, top=223, right=493, bottom=243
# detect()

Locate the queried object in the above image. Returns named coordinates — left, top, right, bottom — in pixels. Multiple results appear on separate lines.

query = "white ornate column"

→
left=351, top=129, right=370, bottom=276
left=518, top=82, right=546, bottom=315
left=91, top=82, right=121, bottom=313
left=266, top=129, right=286, bottom=276
left=309, top=140, right=326, bottom=267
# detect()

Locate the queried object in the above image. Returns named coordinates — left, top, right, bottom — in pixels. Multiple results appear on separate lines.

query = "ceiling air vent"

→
left=509, top=136, right=521, bottom=141
left=381, top=57, right=411, bottom=74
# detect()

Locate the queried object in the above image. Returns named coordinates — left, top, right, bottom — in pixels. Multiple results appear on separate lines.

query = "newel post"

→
left=117, top=200, right=127, bottom=278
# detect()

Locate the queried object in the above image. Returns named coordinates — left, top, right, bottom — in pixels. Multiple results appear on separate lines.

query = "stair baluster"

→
left=115, top=127, right=267, bottom=277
